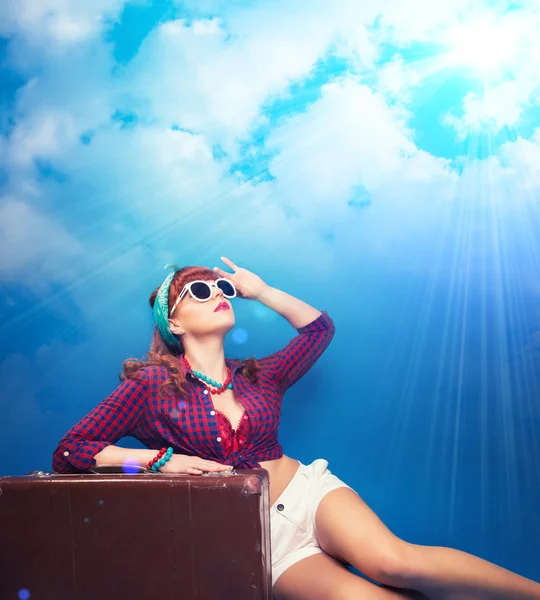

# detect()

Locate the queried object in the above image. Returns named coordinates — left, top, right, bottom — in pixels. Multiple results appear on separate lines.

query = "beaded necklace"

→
left=182, top=355, right=233, bottom=395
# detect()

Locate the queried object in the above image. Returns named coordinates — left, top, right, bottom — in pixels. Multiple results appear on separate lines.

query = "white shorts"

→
left=270, top=458, right=356, bottom=587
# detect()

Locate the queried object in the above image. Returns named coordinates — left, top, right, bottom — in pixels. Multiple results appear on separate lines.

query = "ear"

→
left=168, top=319, right=184, bottom=336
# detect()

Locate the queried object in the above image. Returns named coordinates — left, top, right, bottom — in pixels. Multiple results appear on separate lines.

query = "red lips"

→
left=214, top=302, right=230, bottom=312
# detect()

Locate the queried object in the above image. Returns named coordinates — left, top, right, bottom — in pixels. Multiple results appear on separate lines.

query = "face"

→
left=168, top=278, right=235, bottom=339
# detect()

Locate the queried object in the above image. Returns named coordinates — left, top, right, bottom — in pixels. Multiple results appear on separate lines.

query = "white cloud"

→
left=0, top=0, right=129, bottom=47
left=6, top=108, right=78, bottom=168
left=376, top=0, right=472, bottom=44
left=475, top=81, right=526, bottom=128
left=499, top=128, right=540, bottom=193
left=60, top=123, right=229, bottom=215
left=445, top=77, right=538, bottom=139
left=377, top=55, right=421, bottom=103
left=125, top=1, right=380, bottom=150
left=0, top=197, right=83, bottom=288
left=266, top=77, right=419, bottom=204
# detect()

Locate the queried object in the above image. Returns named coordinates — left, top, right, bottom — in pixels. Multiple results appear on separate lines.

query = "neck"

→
left=182, top=334, right=227, bottom=383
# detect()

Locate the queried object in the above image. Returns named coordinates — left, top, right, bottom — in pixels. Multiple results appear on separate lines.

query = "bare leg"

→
left=314, top=489, right=540, bottom=600
left=400, top=544, right=540, bottom=600
left=273, top=552, right=435, bottom=600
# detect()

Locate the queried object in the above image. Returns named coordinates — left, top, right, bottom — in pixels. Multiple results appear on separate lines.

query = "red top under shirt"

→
left=52, top=311, right=335, bottom=472
left=215, top=410, right=251, bottom=458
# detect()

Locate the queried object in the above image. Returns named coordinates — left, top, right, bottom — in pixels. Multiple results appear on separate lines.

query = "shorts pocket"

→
left=272, top=501, right=308, bottom=533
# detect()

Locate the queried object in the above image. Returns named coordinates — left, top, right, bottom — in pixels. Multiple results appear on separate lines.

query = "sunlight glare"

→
left=445, top=16, right=520, bottom=74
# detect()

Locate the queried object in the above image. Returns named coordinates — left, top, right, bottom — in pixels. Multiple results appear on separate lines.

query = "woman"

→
left=54, top=257, right=540, bottom=600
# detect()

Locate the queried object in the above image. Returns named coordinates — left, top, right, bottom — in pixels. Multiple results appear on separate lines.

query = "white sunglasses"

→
left=170, top=279, right=236, bottom=315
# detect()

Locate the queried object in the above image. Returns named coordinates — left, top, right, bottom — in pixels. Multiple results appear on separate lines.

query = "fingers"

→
left=213, top=267, right=229, bottom=278
left=205, top=462, right=232, bottom=472
left=196, top=458, right=231, bottom=470
left=219, top=256, right=238, bottom=271
left=185, top=461, right=229, bottom=475
left=161, top=455, right=233, bottom=475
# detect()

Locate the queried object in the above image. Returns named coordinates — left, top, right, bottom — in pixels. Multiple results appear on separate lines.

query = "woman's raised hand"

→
left=158, top=453, right=233, bottom=475
left=213, top=256, right=268, bottom=301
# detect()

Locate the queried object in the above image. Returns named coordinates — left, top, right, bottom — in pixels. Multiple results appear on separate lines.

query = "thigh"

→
left=272, top=552, right=431, bottom=600
left=314, top=487, right=414, bottom=585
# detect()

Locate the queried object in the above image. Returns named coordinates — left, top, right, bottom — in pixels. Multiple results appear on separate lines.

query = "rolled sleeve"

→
left=53, top=440, right=112, bottom=473
left=258, top=310, right=335, bottom=394
left=52, top=370, right=149, bottom=473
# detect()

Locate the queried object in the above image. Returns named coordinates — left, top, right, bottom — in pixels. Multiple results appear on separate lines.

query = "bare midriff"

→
left=211, top=388, right=301, bottom=506
left=259, top=454, right=301, bottom=507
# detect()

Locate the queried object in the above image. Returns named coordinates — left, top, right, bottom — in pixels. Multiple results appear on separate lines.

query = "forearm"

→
left=93, top=445, right=157, bottom=468
left=257, top=285, right=321, bottom=329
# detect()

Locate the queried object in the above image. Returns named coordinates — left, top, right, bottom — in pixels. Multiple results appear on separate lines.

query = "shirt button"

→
left=217, top=437, right=222, bottom=442
left=63, top=451, right=70, bottom=457
left=210, top=410, right=215, bottom=415
left=277, top=504, right=284, bottom=511
left=203, top=390, right=209, bottom=395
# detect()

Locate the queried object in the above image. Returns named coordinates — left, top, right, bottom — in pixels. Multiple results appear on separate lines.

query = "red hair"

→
left=121, top=266, right=259, bottom=397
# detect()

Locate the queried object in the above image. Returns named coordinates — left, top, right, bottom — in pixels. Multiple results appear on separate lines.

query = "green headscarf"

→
left=153, top=264, right=182, bottom=350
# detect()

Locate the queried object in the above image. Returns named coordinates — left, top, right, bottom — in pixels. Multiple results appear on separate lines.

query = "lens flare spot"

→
left=250, top=303, right=276, bottom=322
left=98, top=500, right=104, bottom=505
left=232, top=328, right=248, bottom=344
left=18, top=590, right=30, bottom=600
left=84, top=517, right=90, bottom=523
left=122, top=457, right=140, bottom=474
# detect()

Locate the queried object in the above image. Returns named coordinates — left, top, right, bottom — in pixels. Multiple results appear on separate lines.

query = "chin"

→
left=211, top=311, right=235, bottom=331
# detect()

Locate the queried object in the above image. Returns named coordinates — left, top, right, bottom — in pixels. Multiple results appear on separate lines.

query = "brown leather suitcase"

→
left=0, top=468, right=272, bottom=600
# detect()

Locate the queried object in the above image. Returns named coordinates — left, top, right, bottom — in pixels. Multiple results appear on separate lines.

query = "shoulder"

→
left=129, top=365, right=170, bottom=384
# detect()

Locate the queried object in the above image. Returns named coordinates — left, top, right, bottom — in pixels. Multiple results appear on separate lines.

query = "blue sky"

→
left=1, top=0, right=540, bottom=579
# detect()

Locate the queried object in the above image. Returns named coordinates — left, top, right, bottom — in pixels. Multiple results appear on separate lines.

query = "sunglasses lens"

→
left=190, top=281, right=212, bottom=300
left=217, top=280, right=235, bottom=297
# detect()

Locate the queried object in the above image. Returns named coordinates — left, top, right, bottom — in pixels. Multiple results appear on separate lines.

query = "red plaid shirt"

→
left=52, top=311, right=335, bottom=472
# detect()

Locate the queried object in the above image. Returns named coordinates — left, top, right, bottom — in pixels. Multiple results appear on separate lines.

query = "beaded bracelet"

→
left=147, top=447, right=173, bottom=472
